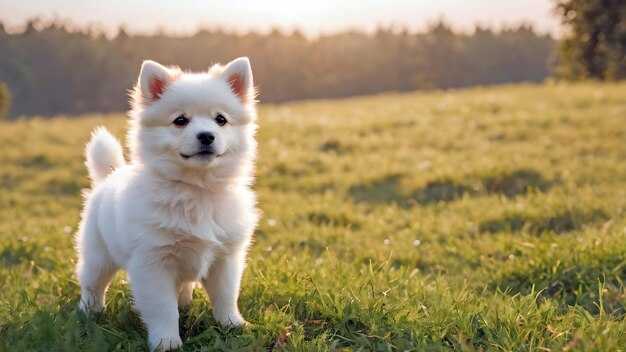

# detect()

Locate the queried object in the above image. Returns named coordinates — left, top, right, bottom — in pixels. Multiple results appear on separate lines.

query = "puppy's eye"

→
left=215, top=114, right=228, bottom=127
left=173, top=115, right=189, bottom=127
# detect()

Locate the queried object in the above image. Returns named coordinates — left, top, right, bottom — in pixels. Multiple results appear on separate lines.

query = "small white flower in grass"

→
left=63, top=226, right=73, bottom=234
left=413, top=240, right=421, bottom=247
left=267, top=218, right=277, bottom=227
left=508, top=254, right=515, bottom=260
left=266, top=246, right=273, bottom=252
left=384, top=239, right=391, bottom=245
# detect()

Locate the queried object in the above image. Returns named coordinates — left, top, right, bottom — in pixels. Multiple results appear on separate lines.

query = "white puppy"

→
left=76, top=57, right=258, bottom=351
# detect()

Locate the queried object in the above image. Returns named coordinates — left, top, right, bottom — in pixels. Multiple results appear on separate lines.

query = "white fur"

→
left=85, top=127, right=126, bottom=184
left=76, top=57, right=258, bottom=351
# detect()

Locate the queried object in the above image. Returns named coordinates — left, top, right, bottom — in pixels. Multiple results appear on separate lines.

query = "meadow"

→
left=1, top=82, right=626, bottom=351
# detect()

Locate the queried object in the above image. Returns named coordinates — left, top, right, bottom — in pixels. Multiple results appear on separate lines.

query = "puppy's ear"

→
left=221, top=57, right=254, bottom=103
left=137, top=60, right=179, bottom=103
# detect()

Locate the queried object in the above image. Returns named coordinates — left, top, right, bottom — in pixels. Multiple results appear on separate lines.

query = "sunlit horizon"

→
left=0, top=0, right=562, bottom=38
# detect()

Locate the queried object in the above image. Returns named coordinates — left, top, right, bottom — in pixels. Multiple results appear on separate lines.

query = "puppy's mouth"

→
left=180, top=150, right=222, bottom=160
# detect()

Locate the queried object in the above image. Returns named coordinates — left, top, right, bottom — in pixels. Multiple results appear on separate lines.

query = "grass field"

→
left=1, top=82, right=626, bottom=351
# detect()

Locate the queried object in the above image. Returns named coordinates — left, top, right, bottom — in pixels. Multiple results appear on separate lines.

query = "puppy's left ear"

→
left=221, top=57, right=254, bottom=104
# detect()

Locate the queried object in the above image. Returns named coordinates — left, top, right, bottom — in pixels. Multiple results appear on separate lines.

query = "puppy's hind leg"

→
left=77, top=220, right=118, bottom=312
left=178, top=282, right=195, bottom=308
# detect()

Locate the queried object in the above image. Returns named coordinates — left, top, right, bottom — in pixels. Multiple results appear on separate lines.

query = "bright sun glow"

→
left=0, top=0, right=561, bottom=37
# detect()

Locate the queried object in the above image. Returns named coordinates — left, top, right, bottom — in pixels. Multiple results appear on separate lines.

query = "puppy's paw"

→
left=78, top=297, right=102, bottom=313
left=216, top=312, right=248, bottom=327
left=150, top=336, right=183, bottom=351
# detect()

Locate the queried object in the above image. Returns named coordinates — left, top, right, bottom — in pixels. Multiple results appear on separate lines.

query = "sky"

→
left=0, top=0, right=562, bottom=37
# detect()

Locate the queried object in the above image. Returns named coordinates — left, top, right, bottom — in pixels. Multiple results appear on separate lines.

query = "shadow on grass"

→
left=482, top=169, right=551, bottom=198
left=0, top=241, right=59, bottom=270
left=44, top=179, right=83, bottom=196
left=348, top=169, right=553, bottom=207
left=348, top=174, right=405, bottom=205
left=1, top=242, right=37, bottom=267
left=490, top=254, right=626, bottom=317
left=0, top=286, right=257, bottom=352
left=0, top=297, right=149, bottom=351
left=319, top=138, right=352, bottom=153
left=478, top=207, right=609, bottom=235
left=305, top=210, right=362, bottom=229
left=414, top=178, right=472, bottom=205
left=19, top=155, right=55, bottom=169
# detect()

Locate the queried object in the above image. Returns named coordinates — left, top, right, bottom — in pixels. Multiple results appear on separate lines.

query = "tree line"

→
left=0, top=20, right=556, bottom=118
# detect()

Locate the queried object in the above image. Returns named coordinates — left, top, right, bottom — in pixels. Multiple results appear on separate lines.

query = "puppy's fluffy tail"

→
left=85, top=127, right=125, bottom=186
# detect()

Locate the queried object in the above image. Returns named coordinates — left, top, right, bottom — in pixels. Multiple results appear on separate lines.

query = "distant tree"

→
left=0, top=83, right=10, bottom=118
left=554, top=0, right=626, bottom=80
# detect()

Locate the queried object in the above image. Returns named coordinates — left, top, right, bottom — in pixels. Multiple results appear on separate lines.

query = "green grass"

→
left=1, top=82, right=626, bottom=351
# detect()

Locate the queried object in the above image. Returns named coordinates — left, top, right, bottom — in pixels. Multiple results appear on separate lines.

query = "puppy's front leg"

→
left=202, top=250, right=247, bottom=326
left=129, top=267, right=182, bottom=351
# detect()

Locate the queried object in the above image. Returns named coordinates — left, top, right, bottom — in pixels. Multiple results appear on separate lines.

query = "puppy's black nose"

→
left=197, top=132, right=215, bottom=145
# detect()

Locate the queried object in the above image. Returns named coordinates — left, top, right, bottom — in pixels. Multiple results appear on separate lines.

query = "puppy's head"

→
left=129, top=58, right=257, bottom=186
